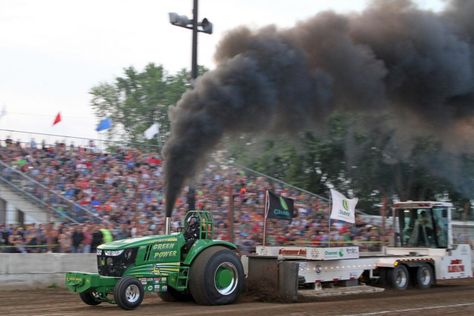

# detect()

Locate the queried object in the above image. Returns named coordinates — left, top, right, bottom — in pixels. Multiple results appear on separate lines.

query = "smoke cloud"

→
left=163, top=0, right=474, bottom=216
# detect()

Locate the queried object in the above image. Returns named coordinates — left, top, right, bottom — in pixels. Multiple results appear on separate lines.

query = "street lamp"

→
left=169, top=0, right=213, bottom=81
left=168, top=1, right=213, bottom=220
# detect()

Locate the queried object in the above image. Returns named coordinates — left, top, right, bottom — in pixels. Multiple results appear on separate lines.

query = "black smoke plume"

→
left=163, top=0, right=474, bottom=216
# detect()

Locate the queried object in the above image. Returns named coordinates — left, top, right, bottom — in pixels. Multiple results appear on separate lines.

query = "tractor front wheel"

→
left=114, top=276, right=144, bottom=310
left=79, top=290, right=102, bottom=305
left=189, top=246, right=244, bottom=305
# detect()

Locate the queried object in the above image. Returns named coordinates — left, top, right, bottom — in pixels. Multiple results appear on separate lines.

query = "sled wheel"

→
left=79, top=290, right=102, bottom=305
left=415, top=263, right=434, bottom=289
left=387, top=265, right=409, bottom=290
left=189, top=246, right=244, bottom=305
left=114, top=276, right=144, bottom=310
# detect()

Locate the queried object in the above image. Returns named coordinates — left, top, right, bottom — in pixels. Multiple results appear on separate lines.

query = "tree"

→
left=89, top=63, right=198, bottom=150
left=229, top=111, right=474, bottom=214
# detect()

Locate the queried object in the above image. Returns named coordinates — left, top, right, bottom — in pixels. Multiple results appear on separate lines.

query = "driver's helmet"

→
left=187, top=214, right=200, bottom=227
left=185, top=214, right=201, bottom=240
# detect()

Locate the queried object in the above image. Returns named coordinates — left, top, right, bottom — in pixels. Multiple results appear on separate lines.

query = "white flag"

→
left=0, top=105, right=6, bottom=120
left=330, top=189, right=358, bottom=223
left=144, top=123, right=160, bottom=140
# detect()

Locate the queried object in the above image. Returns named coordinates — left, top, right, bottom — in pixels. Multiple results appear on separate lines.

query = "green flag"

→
left=265, top=190, right=295, bottom=221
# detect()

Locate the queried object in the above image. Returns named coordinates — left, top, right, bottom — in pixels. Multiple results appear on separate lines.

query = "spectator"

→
left=91, top=226, right=104, bottom=253
left=8, top=227, right=27, bottom=253
left=82, top=224, right=92, bottom=253
left=0, top=138, right=392, bottom=253
left=71, top=225, right=84, bottom=253
left=58, top=228, right=71, bottom=253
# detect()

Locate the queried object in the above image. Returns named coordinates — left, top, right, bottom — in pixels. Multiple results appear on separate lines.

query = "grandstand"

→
left=0, top=130, right=472, bottom=254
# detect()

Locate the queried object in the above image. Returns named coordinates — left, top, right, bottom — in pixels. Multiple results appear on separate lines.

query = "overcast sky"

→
left=0, top=0, right=444, bottom=143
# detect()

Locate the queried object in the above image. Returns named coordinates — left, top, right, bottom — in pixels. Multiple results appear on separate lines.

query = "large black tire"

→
left=189, top=246, right=245, bottom=305
left=158, top=287, right=193, bottom=302
left=79, top=290, right=102, bottom=305
left=386, top=265, right=410, bottom=290
left=415, top=263, right=434, bottom=289
left=113, top=276, right=144, bottom=310
left=377, top=268, right=388, bottom=287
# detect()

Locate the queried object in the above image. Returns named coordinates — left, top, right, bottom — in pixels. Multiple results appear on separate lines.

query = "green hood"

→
left=98, top=233, right=181, bottom=250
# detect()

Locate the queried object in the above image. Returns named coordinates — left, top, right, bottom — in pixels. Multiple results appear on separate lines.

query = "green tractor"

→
left=65, top=211, right=245, bottom=310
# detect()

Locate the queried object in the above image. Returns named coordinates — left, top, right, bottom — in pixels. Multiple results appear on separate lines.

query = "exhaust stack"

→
left=165, top=217, right=171, bottom=235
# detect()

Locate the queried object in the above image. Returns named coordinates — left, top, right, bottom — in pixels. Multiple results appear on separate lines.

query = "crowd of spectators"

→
left=0, top=137, right=389, bottom=254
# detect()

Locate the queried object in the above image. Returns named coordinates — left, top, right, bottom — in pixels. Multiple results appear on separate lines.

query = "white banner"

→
left=144, top=122, right=160, bottom=140
left=330, top=189, right=358, bottom=224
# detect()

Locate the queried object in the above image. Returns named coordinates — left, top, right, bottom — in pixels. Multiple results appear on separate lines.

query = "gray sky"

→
left=0, top=0, right=444, bottom=143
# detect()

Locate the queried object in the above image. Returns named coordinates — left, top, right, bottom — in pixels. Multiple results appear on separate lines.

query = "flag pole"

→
left=263, top=190, right=269, bottom=247
left=156, top=122, right=161, bottom=151
left=328, top=192, right=331, bottom=247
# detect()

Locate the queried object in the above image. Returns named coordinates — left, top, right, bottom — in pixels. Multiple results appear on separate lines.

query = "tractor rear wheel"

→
left=79, top=290, right=102, bottom=305
left=189, top=246, right=244, bottom=305
left=114, top=276, right=144, bottom=310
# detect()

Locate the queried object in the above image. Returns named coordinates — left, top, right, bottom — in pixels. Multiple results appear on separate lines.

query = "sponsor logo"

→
left=448, top=259, right=465, bottom=273
left=310, top=248, right=320, bottom=257
left=279, top=248, right=307, bottom=256
left=154, top=250, right=178, bottom=259
left=342, top=199, right=349, bottom=211
left=66, top=276, right=83, bottom=283
left=157, top=237, right=177, bottom=242
left=152, top=265, right=161, bottom=275
left=273, top=209, right=291, bottom=217
left=153, top=242, right=176, bottom=251
left=324, top=249, right=344, bottom=257
left=338, top=208, right=351, bottom=217
left=279, top=197, right=289, bottom=210
left=345, top=247, right=358, bottom=255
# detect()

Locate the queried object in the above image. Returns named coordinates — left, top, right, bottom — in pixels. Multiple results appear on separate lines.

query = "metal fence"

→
left=0, top=160, right=101, bottom=223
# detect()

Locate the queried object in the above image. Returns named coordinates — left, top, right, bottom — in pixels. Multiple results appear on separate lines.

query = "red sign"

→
left=448, top=259, right=465, bottom=273
left=279, top=248, right=307, bottom=256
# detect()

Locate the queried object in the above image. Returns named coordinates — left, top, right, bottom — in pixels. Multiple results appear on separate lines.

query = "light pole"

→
left=167, top=1, right=213, bottom=233
left=169, top=0, right=213, bottom=82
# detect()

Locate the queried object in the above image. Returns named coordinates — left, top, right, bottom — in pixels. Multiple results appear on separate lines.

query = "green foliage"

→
left=90, top=63, right=202, bottom=150
left=230, top=112, right=474, bottom=214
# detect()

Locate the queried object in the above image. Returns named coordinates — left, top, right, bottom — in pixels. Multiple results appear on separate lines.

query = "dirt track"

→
left=1, top=279, right=474, bottom=316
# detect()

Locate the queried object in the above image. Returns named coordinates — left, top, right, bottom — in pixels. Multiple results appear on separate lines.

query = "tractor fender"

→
left=183, top=240, right=238, bottom=265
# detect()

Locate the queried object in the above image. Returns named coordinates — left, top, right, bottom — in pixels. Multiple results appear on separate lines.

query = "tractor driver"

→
left=409, top=210, right=434, bottom=247
left=183, top=215, right=200, bottom=251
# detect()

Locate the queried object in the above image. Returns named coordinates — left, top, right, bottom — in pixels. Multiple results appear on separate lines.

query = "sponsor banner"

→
left=257, top=246, right=359, bottom=260
left=265, top=190, right=295, bottom=221
left=330, top=189, right=358, bottom=224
